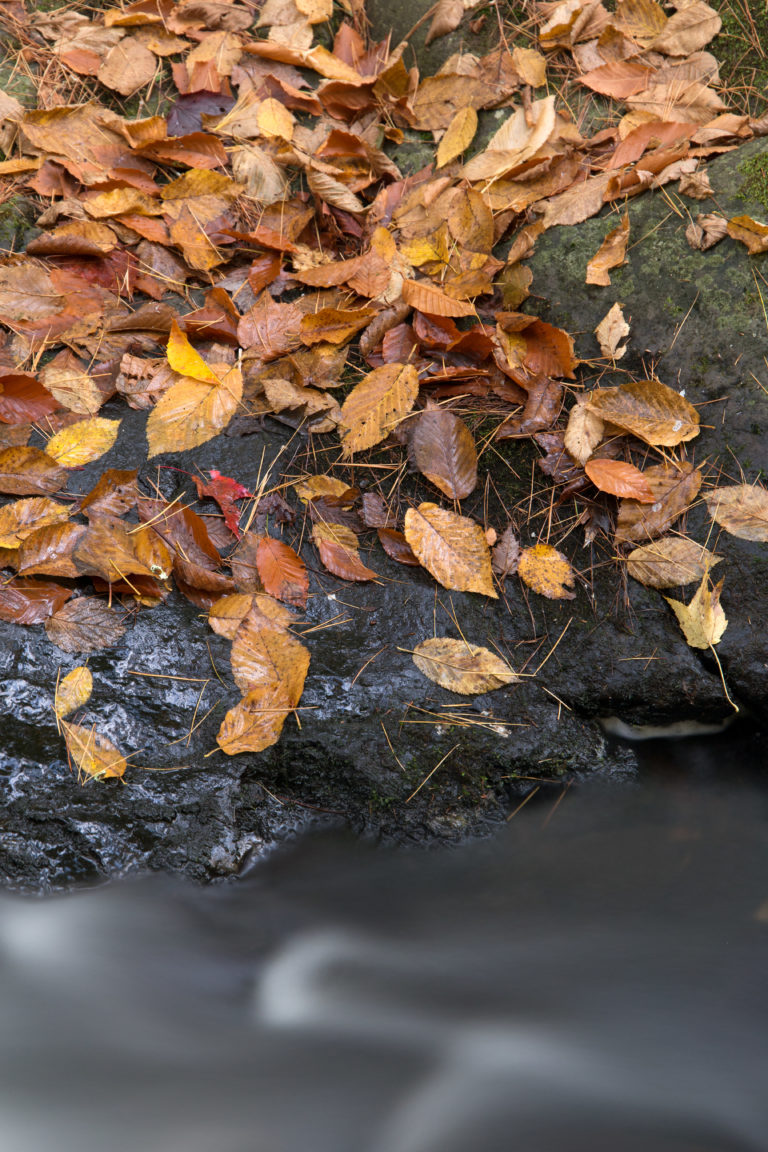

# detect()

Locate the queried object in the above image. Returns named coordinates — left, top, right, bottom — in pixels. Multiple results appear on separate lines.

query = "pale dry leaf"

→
left=704, top=484, right=768, bottom=541
left=595, top=301, right=630, bottom=359
left=665, top=574, right=727, bottom=649
left=586, top=213, right=629, bottom=286
left=685, top=212, right=727, bottom=250
left=626, top=537, right=722, bottom=588
left=491, top=526, right=521, bottom=577
left=564, top=395, right=605, bottom=465
left=412, top=637, right=517, bottom=694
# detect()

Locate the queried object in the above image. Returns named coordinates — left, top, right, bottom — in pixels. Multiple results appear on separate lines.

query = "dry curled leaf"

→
left=563, top=396, right=604, bottom=466
left=492, top=526, right=521, bottom=577
left=412, top=637, right=517, bottom=694
left=704, top=484, right=768, bottom=541
left=54, top=665, right=93, bottom=719
left=726, top=215, right=768, bottom=255
left=586, top=213, right=629, bottom=286
left=518, top=543, right=576, bottom=600
left=594, top=302, right=630, bottom=359
left=626, top=537, right=722, bottom=588
left=665, top=574, right=727, bottom=649
left=404, top=503, right=496, bottom=598
left=409, top=410, right=478, bottom=500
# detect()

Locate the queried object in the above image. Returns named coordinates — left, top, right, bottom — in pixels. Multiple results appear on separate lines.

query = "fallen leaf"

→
left=230, top=606, right=309, bottom=700
left=217, top=682, right=293, bottom=754
left=377, top=527, right=420, bottom=565
left=586, top=212, right=629, bottom=286
left=46, top=417, right=121, bottom=467
left=255, top=535, right=308, bottom=608
left=586, top=378, right=699, bottom=446
left=146, top=365, right=242, bottom=456
left=726, top=215, right=768, bottom=255
left=518, top=543, right=576, bottom=599
left=585, top=458, right=655, bottom=502
left=665, top=574, right=727, bottom=649
left=209, top=592, right=295, bottom=639
left=54, top=665, right=93, bottom=719
left=0, top=447, right=68, bottom=496
left=60, top=720, right=127, bottom=780
left=312, top=521, right=377, bottom=581
left=412, top=637, right=517, bottom=694
left=39, top=357, right=106, bottom=415
left=340, top=362, right=419, bottom=456
left=0, top=374, right=59, bottom=423
left=685, top=212, right=727, bottom=250
left=17, top=522, right=87, bottom=578
left=615, top=462, right=702, bottom=544
left=0, top=577, right=72, bottom=624
left=564, top=395, right=604, bottom=465
left=404, top=503, right=496, bottom=597
left=626, top=537, right=722, bottom=588
left=73, top=516, right=153, bottom=584
left=409, top=409, right=477, bottom=499
left=293, top=474, right=353, bottom=503
left=97, top=37, right=157, bottom=95
left=492, top=526, right=521, bottom=577
left=166, top=318, right=221, bottom=383
left=595, top=302, right=630, bottom=359
left=650, top=1, right=721, bottom=56
left=425, top=0, right=464, bottom=45
left=0, top=496, right=70, bottom=548
left=46, top=596, right=126, bottom=652
left=436, top=107, right=478, bottom=169
left=704, top=484, right=768, bottom=541
left=401, top=279, right=475, bottom=318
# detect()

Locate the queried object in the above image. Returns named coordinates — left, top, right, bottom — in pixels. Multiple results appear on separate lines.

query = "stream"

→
left=1, top=725, right=766, bottom=1152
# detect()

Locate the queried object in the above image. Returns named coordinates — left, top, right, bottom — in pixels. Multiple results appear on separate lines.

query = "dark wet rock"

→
left=3, top=123, right=767, bottom=894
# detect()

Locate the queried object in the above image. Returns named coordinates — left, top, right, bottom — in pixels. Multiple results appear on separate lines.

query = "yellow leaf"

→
left=340, top=362, right=419, bottom=456
left=518, top=543, right=576, bottom=599
left=0, top=497, right=70, bottom=548
left=436, top=107, right=478, bottom=169
left=412, top=637, right=517, bottom=694
left=256, top=97, right=295, bottom=141
left=146, top=366, right=243, bottom=457
left=404, top=503, right=497, bottom=598
left=512, top=45, right=547, bottom=87
left=166, top=319, right=220, bottom=384
left=61, top=721, right=127, bottom=781
left=217, top=682, right=293, bottom=755
left=293, top=474, right=353, bottom=503
left=46, top=418, right=121, bottom=468
left=54, top=665, right=93, bottom=719
left=230, top=607, right=309, bottom=703
left=665, top=575, right=727, bottom=649
left=726, top=215, right=768, bottom=255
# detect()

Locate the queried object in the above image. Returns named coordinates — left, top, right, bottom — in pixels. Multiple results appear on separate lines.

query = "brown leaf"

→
left=650, top=1, right=721, bottom=56
left=614, top=462, right=702, bottom=544
left=685, top=212, right=727, bottom=250
left=306, top=168, right=365, bottom=213
left=586, top=378, right=699, bottom=446
left=300, top=307, right=375, bottom=347
left=255, top=535, right=308, bottom=608
left=97, top=37, right=157, bottom=95
left=377, top=527, right=420, bottom=565
left=0, top=375, right=59, bottom=424
left=217, top=682, right=293, bottom=755
left=425, top=0, right=464, bottom=44
left=626, top=537, right=722, bottom=588
left=412, top=637, right=517, bottom=694
left=518, top=543, right=576, bottom=600
left=340, top=362, right=419, bottom=456
left=0, top=577, right=72, bottom=624
left=45, top=596, right=126, bottom=652
left=230, top=606, right=309, bottom=701
left=0, top=447, right=68, bottom=496
left=39, top=354, right=106, bottom=416
left=495, top=377, right=562, bottom=438
left=410, top=410, right=478, bottom=499
left=73, top=516, right=153, bottom=584
left=401, top=279, right=475, bottom=318
left=209, top=592, right=295, bottom=639
left=312, top=521, right=377, bottom=581
left=585, top=213, right=629, bottom=286
left=595, top=302, right=630, bottom=359
left=492, top=526, right=521, bottom=577
left=585, top=458, right=655, bottom=502
left=17, top=522, right=87, bottom=578
left=704, top=484, right=768, bottom=541
left=237, top=297, right=302, bottom=359
left=579, top=59, right=653, bottom=98
left=726, top=215, right=768, bottom=255
left=403, top=503, right=496, bottom=598
left=146, top=366, right=242, bottom=456
left=78, top=468, right=139, bottom=518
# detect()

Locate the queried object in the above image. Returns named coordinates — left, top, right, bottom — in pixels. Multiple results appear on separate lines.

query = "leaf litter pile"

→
left=0, top=0, right=766, bottom=780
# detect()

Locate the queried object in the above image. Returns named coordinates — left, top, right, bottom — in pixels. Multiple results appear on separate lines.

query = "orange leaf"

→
left=255, top=535, right=308, bottom=609
left=312, top=521, right=377, bottom=582
left=585, top=458, right=655, bottom=502
left=401, top=279, right=475, bottom=318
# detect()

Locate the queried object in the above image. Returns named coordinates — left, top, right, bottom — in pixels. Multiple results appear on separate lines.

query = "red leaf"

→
left=0, top=577, right=72, bottom=624
left=192, top=469, right=252, bottom=538
left=0, top=374, right=59, bottom=424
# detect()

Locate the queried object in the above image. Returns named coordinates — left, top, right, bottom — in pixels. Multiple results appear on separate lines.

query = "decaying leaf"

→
left=0, top=577, right=72, bottom=624
left=665, top=574, right=727, bottom=649
left=46, top=418, right=121, bottom=467
left=412, top=637, right=517, bottom=694
left=409, top=410, right=478, bottom=500
left=54, top=665, right=93, bottom=719
left=45, top=596, right=126, bottom=652
left=404, top=503, right=496, bottom=598
left=626, top=537, right=722, bottom=588
left=340, top=362, right=419, bottom=456
left=594, top=302, right=630, bottom=359
left=0, top=497, right=70, bottom=548
left=312, top=521, right=377, bottom=581
left=563, top=396, right=604, bottom=466
left=704, top=484, right=768, bottom=541
left=615, top=462, right=702, bottom=544
left=518, top=543, right=576, bottom=599
left=230, top=606, right=309, bottom=701
left=586, top=378, right=699, bottom=446
left=61, top=720, right=127, bottom=780
left=586, top=213, right=629, bottom=286
left=726, top=215, right=768, bottom=255
left=217, top=682, right=294, bottom=755
left=492, top=526, right=521, bottom=577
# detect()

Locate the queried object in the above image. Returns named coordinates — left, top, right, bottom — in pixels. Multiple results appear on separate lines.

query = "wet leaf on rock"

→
left=704, top=484, right=768, bottom=542
left=585, top=458, right=655, bottom=502
left=46, top=418, right=121, bottom=467
left=586, top=379, right=699, bottom=447
left=626, top=537, right=722, bottom=588
left=61, top=720, right=127, bottom=780
left=412, top=636, right=518, bottom=694
left=217, top=682, right=293, bottom=755
left=518, top=543, right=576, bottom=599
left=665, top=574, right=727, bottom=649
left=45, top=596, right=126, bottom=652
left=340, top=362, right=419, bottom=457
left=312, top=521, right=377, bottom=581
left=54, top=665, right=93, bottom=719
left=404, top=503, right=496, bottom=598
left=614, top=462, right=702, bottom=544
left=0, top=577, right=72, bottom=624
left=409, top=410, right=478, bottom=500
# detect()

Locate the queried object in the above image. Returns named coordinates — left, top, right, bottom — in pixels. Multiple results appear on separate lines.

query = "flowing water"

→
left=1, top=728, right=767, bottom=1152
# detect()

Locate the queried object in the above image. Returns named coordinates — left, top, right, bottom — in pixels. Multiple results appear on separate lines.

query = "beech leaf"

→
left=340, top=363, right=419, bottom=457
left=704, top=484, right=768, bottom=541
left=410, top=409, right=478, bottom=500
left=45, top=596, right=126, bottom=652
left=585, top=458, right=655, bottom=502
left=626, top=537, right=722, bottom=588
left=46, top=418, right=121, bottom=467
left=61, top=721, right=127, bottom=780
left=412, top=637, right=518, bottom=694
left=518, top=543, right=576, bottom=600
left=403, top=503, right=496, bottom=598
left=54, top=666, right=93, bottom=719
left=586, top=379, right=699, bottom=447
left=146, top=366, right=242, bottom=456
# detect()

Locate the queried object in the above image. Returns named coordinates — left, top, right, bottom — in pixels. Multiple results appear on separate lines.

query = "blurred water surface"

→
left=1, top=727, right=767, bottom=1152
